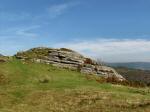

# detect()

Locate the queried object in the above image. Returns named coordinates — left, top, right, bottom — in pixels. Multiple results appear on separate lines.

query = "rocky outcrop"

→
left=0, top=55, right=8, bottom=63
left=0, top=58, right=7, bottom=63
left=15, top=47, right=125, bottom=81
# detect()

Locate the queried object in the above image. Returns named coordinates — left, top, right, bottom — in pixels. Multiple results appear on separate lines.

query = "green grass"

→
left=0, top=59, right=150, bottom=112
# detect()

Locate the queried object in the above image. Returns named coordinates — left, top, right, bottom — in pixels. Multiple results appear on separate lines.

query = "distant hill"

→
left=114, top=67, right=150, bottom=85
left=0, top=54, right=3, bottom=56
left=107, top=62, right=150, bottom=70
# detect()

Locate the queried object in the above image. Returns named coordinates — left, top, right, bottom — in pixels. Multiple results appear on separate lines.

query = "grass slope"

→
left=0, top=59, right=150, bottom=112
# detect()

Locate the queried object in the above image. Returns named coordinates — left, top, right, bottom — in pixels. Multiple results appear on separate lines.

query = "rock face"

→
left=15, top=47, right=125, bottom=81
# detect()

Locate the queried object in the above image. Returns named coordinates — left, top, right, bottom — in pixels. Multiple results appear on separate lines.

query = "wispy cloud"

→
left=0, top=11, right=31, bottom=21
left=53, top=39, right=150, bottom=62
left=47, top=2, right=79, bottom=18
left=15, top=25, right=40, bottom=37
left=0, top=25, right=40, bottom=55
left=0, top=25, right=40, bottom=38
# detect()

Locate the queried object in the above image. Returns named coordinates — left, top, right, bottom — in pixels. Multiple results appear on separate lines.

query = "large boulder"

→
left=15, top=47, right=125, bottom=81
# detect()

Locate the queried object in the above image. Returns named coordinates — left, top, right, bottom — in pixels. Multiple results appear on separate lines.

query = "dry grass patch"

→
left=4, top=89, right=149, bottom=112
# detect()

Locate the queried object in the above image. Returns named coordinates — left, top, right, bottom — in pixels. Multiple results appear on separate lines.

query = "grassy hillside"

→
left=0, top=59, right=150, bottom=112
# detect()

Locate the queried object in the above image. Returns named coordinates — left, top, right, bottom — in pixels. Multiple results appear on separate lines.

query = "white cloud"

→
left=53, top=39, right=150, bottom=62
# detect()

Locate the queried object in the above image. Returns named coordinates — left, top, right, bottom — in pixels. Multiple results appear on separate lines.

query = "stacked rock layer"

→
left=15, top=47, right=125, bottom=81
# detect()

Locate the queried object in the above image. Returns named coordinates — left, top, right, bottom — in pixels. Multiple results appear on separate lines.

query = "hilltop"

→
left=15, top=47, right=125, bottom=81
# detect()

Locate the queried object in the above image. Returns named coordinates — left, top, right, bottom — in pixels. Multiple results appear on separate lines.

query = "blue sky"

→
left=0, top=0, right=150, bottom=62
